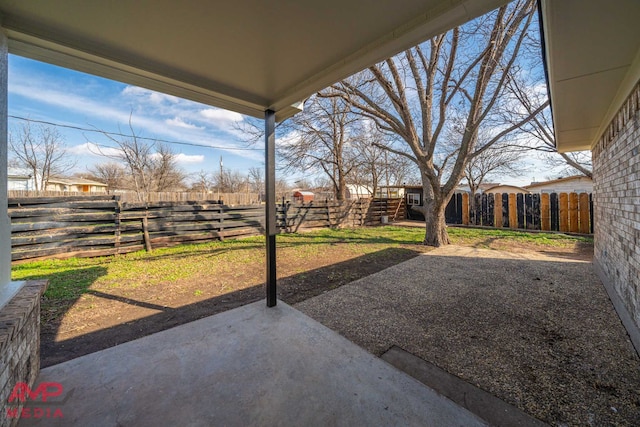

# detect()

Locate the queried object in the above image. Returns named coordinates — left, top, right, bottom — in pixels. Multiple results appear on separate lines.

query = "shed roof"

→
left=524, top=175, right=592, bottom=189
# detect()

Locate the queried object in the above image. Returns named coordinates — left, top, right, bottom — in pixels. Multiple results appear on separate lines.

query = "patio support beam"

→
left=0, top=27, right=25, bottom=310
left=265, top=109, right=277, bottom=307
left=0, top=28, right=10, bottom=286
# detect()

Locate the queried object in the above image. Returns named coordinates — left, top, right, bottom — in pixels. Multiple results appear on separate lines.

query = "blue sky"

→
left=8, top=54, right=567, bottom=188
left=8, top=55, right=265, bottom=182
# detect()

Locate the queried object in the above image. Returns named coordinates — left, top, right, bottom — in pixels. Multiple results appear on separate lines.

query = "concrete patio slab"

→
left=17, top=300, right=486, bottom=427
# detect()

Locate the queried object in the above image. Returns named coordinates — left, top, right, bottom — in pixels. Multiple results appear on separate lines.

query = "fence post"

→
left=114, top=196, right=121, bottom=254
left=142, top=215, right=152, bottom=252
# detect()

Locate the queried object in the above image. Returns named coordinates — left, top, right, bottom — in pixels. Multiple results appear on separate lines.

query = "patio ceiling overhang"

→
left=1, top=0, right=507, bottom=122
left=539, top=0, right=640, bottom=153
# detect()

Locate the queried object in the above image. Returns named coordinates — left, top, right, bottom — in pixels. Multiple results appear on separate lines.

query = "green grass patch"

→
left=12, top=225, right=590, bottom=307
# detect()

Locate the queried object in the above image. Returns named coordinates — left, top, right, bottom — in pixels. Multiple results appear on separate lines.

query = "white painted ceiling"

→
left=0, top=0, right=506, bottom=121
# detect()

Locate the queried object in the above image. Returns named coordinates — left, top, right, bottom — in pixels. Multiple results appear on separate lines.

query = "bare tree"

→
left=190, top=170, right=215, bottom=192
left=464, top=144, right=526, bottom=211
left=329, top=0, right=545, bottom=245
left=505, top=31, right=592, bottom=178
left=279, top=93, right=360, bottom=201
left=88, top=162, right=126, bottom=193
left=92, top=120, right=186, bottom=201
left=213, top=169, right=249, bottom=193
left=349, top=128, right=418, bottom=198
left=9, top=122, right=76, bottom=191
left=151, top=143, right=186, bottom=191
left=247, top=166, right=264, bottom=197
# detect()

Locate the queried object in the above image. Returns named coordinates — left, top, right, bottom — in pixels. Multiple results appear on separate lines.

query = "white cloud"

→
left=122, top=86, right=180, bottom=105
left=69, top=142, right=122, bottom=157
left=165, top=117, right=203, bottom=130
left=174, top=153, right=204, bottom=164
left=8, top=68, right=263, bottom=163
left=200, top=108, right=243, bottom=123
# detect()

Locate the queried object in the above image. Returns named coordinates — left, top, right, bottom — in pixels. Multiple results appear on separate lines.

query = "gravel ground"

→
left=296, top=245, right=640, bottom=426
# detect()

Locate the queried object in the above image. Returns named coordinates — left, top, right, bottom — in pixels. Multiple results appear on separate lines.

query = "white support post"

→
left=0, top=28, right=10, bottom=285
left=0, top=27, right=24, bottom=308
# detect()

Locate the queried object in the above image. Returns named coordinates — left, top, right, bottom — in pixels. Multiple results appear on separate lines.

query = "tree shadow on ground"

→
left=15, top=265, right=108, bottom=331
left=40, top=246, right=421, bottom=368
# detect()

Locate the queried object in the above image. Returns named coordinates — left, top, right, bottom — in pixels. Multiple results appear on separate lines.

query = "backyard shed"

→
left=293, top=191, right=314, bottom=203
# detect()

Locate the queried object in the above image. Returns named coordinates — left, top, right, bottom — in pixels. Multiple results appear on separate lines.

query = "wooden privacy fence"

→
left=277, top=199, right=373, bottom=232
left=444, top=192, right=593, bottom=233
left=8, top=191, right=263, bottom=205
left=9, top=196, right=380, bottom=261
left=9, top=195, right=265, bottom=261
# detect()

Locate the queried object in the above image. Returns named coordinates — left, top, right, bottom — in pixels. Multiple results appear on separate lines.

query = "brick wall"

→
left=0, top=281, right=47, bottom=427
left=592, top=81, right=640, bottom=350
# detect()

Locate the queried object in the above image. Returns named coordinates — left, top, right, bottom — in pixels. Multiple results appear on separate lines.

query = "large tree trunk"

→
left=422, top=196, right=450, bottom=246
left=412, top=174, right=450, bottom=246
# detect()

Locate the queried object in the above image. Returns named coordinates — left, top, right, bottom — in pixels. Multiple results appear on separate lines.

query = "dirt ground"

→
left=41, top=233, right=592, bottom=368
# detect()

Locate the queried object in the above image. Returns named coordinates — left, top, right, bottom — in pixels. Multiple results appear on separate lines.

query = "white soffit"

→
left=0, top=0, right=507, bottom=121
left=540, top=0, right=640, bottom=152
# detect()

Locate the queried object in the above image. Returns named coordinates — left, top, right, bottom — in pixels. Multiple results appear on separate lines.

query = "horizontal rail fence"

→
left=277, top=199, right=371, bottom=232
left=9, top=195, right=265, bottom=261
left=8, top=191, right=264, bottom=205
left=9, top=196, right=376, bottom=262
left=444, top=192, right=593, bottom=233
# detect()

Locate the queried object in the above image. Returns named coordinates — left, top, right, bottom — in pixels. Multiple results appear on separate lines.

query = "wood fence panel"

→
left=559, top=193, right=569, bottom=232
left=494, top=193, right=502, bottom=228
left=532, top=194, right=541, bottom=230
left=540, top=193, right=551, bottom=231
left=569, top=193, right=579, bottom=233
left=462, top=193, right=469, bottom=225
left=524, top=194, right=533, bottom=229
left=486, top=193, right=494, bottom=227
left=501, top=193, right=509, bottom=228
left=473, top=194, right=482, bottom=225
left=445, top=195, right=457, bottom=224
left=516, top=194, right=525, bottom=229
left=579, top=193, right=590, bottom=234
left=508, top=194, right=517, bottom=229
left=550, top=193, right=559, bottom=231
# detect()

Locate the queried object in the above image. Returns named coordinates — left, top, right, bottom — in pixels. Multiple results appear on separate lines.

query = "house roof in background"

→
left=0, top=0, right=507, bottom=121
left=539, top=0, right=640, bottom=152
left=484, top=184, right=530, bottom=193
left=48, top=177, right=107, bottom=186
left=524, top=175, right=592, bottom=189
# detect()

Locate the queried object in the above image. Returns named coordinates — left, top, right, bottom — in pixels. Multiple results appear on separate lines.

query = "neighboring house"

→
left=524, top=176, right=593, bottom=194
left=45, top=177, right=108, bottom=193
left=455, top=182, right=501, bottom=194
left=374, top=186, right=405, bottom=199
left=483, top=185, right=530, bottom=194
left=7, top=168, right=35, bottom=191
left=345, top=184, right=371, bottom=200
